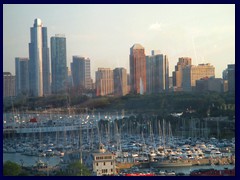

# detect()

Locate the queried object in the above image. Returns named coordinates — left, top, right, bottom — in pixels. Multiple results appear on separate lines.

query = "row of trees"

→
left=3, top=160, right=91, bottom=176
left=4, top=91, right=235, bottom=118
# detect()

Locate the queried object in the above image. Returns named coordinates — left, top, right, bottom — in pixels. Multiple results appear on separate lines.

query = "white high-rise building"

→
left=29, top=18, right=50, bottom=96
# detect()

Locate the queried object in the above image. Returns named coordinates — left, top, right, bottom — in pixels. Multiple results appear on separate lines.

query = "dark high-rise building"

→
left=15, top=57, right=29, bottom=95
left=146, top=51, right=169, bottom=94
left=227, top=64, right=235, bottom=93
left=129, top=44, right=146, bottom=94
left=51, top=34, right=67, bottom=94
left=71, top=56, right=92, bottom=90
left=222, top=68, right=228, bottom=80
left=196, top=77, right=224, bottom=93
left=169, top=77, right=173, bottom=89
left=172, top=57, right=192, bottom=91
left=3, top=72, right=15, bottom=97
left=29, top=18, right=50, bottom=96
left=113, top=68, right=128, bottom=96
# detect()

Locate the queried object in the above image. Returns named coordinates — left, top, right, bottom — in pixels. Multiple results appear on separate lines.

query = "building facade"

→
left=15, top=57, right=29, bottom=96
left=3, top=72, right=15, bottom=97
left=222, top=68, right=228, bottom=80
left=227, top=64, right=235, bottom=93
left=146, top=51, right=169, bottom=94
left=71, top=56, right=92, bottom=90
left=51, top=34, right=67, bottom=94
left=92, top=152, right=116, bottom=176
left=129, top=44, right=146, bottom=94
left=29, top=18, right=50, bottom=96
left=172, top=57, right=192, bottom=91
left=182, top=63, right=215, bottom=91
left=113, top=68, right=128, bottom=96
left=95, top=68, right=113, bottom=96
left=196, top=77, right=225, bottom=93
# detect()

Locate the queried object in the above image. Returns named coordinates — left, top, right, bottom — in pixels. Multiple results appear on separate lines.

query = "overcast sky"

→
left=3, top=4, right=235, bottom=79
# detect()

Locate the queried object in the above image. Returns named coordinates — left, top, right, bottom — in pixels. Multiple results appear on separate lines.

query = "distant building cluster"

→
left=3, top=18, right=235, bottom=98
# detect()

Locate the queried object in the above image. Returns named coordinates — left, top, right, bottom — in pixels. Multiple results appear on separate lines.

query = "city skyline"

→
left=3, top=4, right=235, bottom=79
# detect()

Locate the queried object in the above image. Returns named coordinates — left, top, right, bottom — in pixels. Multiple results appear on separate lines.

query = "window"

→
left=96, top=163, right=98, bottom=166
left=103, top=162, right=106, bottom=166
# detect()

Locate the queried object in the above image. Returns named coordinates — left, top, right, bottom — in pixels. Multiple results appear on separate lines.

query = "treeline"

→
left=4, top=91, right=235, bottom=118
left=3, top=160, right=91, bottom=176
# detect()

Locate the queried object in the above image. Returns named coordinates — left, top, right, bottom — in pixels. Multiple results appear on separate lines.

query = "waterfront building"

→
left=113, top=68, right=128, bottom=96
left=91, top=152, right=116, bottom=176
left=146, top=50, right=169, bottom=94
left=3, top=72, right=15, bottom=97
left=129, top=44, right=146, bottom=94
left=227, top=64, right=235, bottom=93
left=71, top=56, right=92, bottom=90
left=172, top=57, right=192, bottom=91
left=51, top=34, right=67, bottom=94
left=182, top=63, right=215, bottom=91
left=95, top=68, right=113, bottom=96
left=28, top=18, right=50, bottom=96
left=61, top=144, right=116, bottom=176
left=15, top=57, right=29, bottom=96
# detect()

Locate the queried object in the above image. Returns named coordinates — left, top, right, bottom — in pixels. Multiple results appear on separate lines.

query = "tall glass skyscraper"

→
left=71, top=56, right=92, bottom=90
left=15, top=57, right=29, bottom=96
left=113, top=67, right=128, bottom=96
left=146, top=51, right=169, bottom=93
left=172, top=57, right=192, bottom=91
left=129, top=44, right=146, bottom=94
left=96, top=68, right=114, bottom=96
left=51, top=34, right=67, bottom=94
left=28, top=18, right=50, bottom=96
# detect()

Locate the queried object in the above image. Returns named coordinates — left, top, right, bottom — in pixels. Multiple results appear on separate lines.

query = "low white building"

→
left=61, top=143, right=116, bottom=176
left=92, top=151, right=116, bottom=176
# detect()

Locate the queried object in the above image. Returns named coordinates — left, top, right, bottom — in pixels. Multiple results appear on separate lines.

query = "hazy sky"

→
left=3, top=4, right=235, bottom=79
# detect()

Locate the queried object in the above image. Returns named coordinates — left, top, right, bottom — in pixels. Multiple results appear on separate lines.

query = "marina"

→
left=3, top=112, right=235, bottom=176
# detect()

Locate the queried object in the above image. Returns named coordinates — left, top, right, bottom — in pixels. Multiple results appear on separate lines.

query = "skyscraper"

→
left=146, top=51, right=169, bottom=94
left=51, top=34, right=67, bottom=94
left=28, top=18, right=50, bottom=96
left=129, top=44, right=146, bottom=94
left=15, top=57, right=29, bottom=96
left=3, top=72, right=15, bottom=97
left=96, top=68, right=113, bottom=96
left=113, top=68, right=128, bottom=96
left=71, top=56, right=92, bottom=90
left=182, top=63, right=215, bottom=91
left=227, top=64, right=235, bottom=93
left=172, top=57, right=192, bottom=91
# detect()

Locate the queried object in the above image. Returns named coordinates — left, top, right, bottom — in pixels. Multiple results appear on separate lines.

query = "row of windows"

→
left=99, top=169, right=113, bottom=173
left=95, top=156, right=112, bottom=160
left=96, top=162, right=113, bottom=166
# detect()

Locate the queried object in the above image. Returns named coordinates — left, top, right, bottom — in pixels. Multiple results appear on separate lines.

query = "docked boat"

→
left=125, top=173, right=155, bottom=176
left=190, top=167, right=235, bottom=176
left=150, top=159, right=192, bottom=168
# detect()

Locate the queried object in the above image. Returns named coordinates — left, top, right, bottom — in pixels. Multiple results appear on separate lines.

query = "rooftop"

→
left=131, top=43, right=144, bottom=50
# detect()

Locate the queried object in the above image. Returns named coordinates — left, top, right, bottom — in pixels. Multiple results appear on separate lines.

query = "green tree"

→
left=67, top=161, right=91, bottom=176
left=3, top=161, right=22, bottom=176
